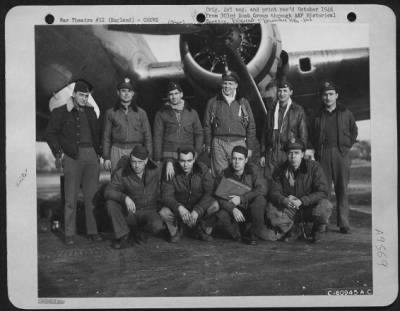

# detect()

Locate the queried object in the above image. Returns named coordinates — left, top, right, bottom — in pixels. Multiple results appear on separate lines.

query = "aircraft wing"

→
left=35, top=24, right=369, bottom=142
left=283, top=48, right=370, bottom=121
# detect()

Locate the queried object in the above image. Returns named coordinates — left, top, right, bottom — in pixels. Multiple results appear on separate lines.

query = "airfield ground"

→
left=37, top=159, right=372, bottom=297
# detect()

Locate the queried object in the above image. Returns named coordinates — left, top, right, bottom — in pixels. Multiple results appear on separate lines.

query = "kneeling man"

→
left=104, top=146, right=165, bottom=249
left=159, top=147, right=218, bottom=242
left=267, top=138, right=332, bottom=243
left=215, top=146, right=269, bottom=245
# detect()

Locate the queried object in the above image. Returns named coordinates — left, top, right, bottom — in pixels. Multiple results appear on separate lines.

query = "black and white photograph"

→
left=5, top=4, right=397, bottom=309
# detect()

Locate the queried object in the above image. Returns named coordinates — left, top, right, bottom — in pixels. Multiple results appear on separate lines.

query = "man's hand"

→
left=190, top=210, right=199, bottom=226
left=166, top=161, right=175, bottom=181
left=232, top=207, right=246, bottom=222
left=282, top=197, right=294, bottom=209
left=288, top=195, right=302, bottom=209
left=125, top=196, right=136, bottom=214
left=178, top=205, right=192, bottom=227
left=259, top=156, right=266, bottom=167
left=104, top=159, right=112, bottom=171
left=229, top=195, right=241, bottom=206
left=248, top=149, right=253, bottom=158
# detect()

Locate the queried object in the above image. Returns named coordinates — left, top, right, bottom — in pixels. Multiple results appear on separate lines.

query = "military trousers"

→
left=63, top=147, right=100, bottom=237
left=106, top=200, right=165, bottom=239
left=159, top=200, right=220, bottom=237
left=211, top=137, right=246, bottom=176
left=264, top=198, right=333, bottom=241
left=319, top=146, right=351, bottom=228
left=215, top=195, right=271, bottom=240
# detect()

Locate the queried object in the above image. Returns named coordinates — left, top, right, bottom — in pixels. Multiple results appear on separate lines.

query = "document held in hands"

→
left=215, top=177, right=251, bottom=201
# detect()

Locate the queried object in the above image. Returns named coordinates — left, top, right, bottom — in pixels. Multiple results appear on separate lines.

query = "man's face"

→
left=130, top=155, right=148, bottom=175
left=231, top=152, right=248, bottom=173
left=287, top=149, right=304, bottom=169
left=178, top=152, right=195, bottom=174
left=222, top=80, right=238, bottom=97
left=118, top=88, right=134, bottom=103
left=277, top=87, right=293, bottom=104
left=322, top=90, right=338, bottom=108
left=73, top=91, right=90, bottom=107
left=168, top=89, right=183, bottom=105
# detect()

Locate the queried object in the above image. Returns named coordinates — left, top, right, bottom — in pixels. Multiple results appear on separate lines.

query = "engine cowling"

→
left=180, top=24, right=282, bottom=96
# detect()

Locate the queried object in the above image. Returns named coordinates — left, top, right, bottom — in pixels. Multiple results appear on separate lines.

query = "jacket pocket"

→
left=340, top=130, right=352, bottom=147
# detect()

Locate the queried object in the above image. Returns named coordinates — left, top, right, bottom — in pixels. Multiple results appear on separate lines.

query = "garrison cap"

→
left=284, top=137, right=306, bottom=152
left=319, top=80, right=337, bottom=93
left=118, top=77, right=135, bottom=91
left=222, top=70, right=240, bottom=83
left=232, top=145, right=248, bottom=158
left=167, top=81, right=183, bottom=93
left=277, top=78, right=293, bottom=90
left=130, top=145, right=149, bottom=160
left=73, top=79, right=93, bottom=93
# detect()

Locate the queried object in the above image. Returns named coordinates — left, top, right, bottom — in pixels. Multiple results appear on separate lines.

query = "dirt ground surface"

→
left=37, top=162, right=372, bottom=298
left=38, top=205, right=372, bottom=298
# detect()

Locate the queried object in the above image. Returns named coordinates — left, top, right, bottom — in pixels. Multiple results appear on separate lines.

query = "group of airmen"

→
left=46, top=70, right=358, bottom=248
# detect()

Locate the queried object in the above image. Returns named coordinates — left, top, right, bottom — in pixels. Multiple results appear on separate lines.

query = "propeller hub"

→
left=182, top=24, right=261, bottom=74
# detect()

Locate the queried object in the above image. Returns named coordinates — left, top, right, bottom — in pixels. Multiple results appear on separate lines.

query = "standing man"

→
left=266, top=138, right=332, bottom=243
left=311, top=81, right=358, bottom=234
left=203, top=71, right=256, bottom=176
left=46, top=79, right=102, bottom=245
left=104, top=146, right=165, bottom=249
left=260, top=78, right=308, bottom=177
left=159, top=147, right=218, bottom=242
left=215, top=146, right=269, bottom=245
left=153, top=81, right=203, bottom=180
left=103, top=77, right=152, bottom=171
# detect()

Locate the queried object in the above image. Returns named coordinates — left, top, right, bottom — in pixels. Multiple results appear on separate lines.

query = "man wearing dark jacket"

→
left=153, top=81, right=203, bottom=180
left=46, top=80, right=102, bottom=245
left=159, top=147, right=218, bottom=242
left=310, top=81, right=358, bottom=234
left=267, top=138, right=332, bottom=243
left=102, top=77, right=152, bottom=171
left=260, top=79, right=308, bottom=178
left=104, top=146, right=165, bottom=249
left=203, top=71, right=256, bottom=176
left=215, top=146, right=269, bottom=245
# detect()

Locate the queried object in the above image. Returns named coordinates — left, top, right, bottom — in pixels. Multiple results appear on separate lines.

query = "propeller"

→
left=223, top=26, right=268, bottom=117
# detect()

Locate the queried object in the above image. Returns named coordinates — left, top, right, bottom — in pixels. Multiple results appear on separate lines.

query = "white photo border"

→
left=5, top=4, right=398, bottom=309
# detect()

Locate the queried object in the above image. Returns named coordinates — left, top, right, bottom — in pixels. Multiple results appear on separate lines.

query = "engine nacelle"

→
left=180, top=24, right=282, bottom=97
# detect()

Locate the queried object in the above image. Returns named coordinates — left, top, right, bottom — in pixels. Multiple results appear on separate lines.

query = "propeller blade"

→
left=224, top=43, right=268, bottom=117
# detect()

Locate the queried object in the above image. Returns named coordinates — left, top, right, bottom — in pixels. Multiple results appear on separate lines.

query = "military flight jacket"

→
left=310, top=103, right=358, bottom=158
left=203, top=92, right=256, bottom=150
left=104, top=158, right=161, bottom=210
left=102, top=103, right=152, bottom=160
left=161, top=161, right=215, bottom=217
left=153, top=102, right=203, bottom=162
left=46, top=99, right=101, bottom=159
left=261, top=99, right=308, bottom=154
left=217, top=163, right=268, bottom=212
left=269, top=159, right=328, bottom=209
